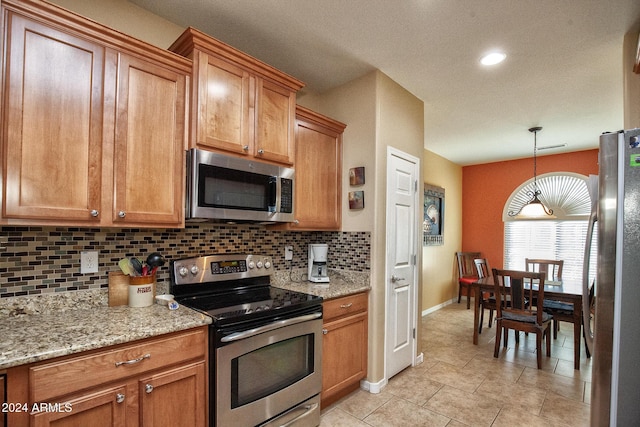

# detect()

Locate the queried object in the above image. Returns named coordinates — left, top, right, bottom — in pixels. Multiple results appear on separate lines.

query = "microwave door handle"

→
left=268, top=176, right=277, bottom=213
left=220, top=312, right=322, bottom=343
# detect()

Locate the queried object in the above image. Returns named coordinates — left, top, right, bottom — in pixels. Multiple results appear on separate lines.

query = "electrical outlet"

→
left=80, top=251, right=99, bottom=274
left=284, top=245, right=293, bottom=261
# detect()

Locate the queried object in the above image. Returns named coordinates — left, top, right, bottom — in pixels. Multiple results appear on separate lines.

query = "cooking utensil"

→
left=130, top=257, right=143, bottom=276
left=146, top=252, right=166, bottom=268
left=118, top=258, right=133, bottom=276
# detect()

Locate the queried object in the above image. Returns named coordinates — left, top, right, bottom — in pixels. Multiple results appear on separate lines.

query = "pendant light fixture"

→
left=508, top=127, right=555, bottom=218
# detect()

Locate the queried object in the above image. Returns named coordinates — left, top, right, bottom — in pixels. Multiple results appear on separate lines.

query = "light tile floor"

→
left=320, top=301, right=592, bottom=426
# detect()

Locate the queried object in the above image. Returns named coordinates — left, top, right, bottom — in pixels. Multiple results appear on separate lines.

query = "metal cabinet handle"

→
left=116, top=393, right=125, bottom=404
left=391, top=275, right=405, bottom=283
left=257, top=149, right=264, bottom=155
left=118, top=211, right=126, bottom=218
left=145, top=384, right=153, bottom=394
left=90, top=209, right=99, bottom=217
left=243, top=145, right=249, bottom=151
left=322, top=328, right=328, bottom=335
left=340, top=303, right=353, bottom=309
left=114, top=353, right=150, bottom=367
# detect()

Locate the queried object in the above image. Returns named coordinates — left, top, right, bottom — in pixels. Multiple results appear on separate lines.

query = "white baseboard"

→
left=360, top=377, right=387, bottom=394
left=414, top=352, right=424, bottom=365
left=421, top=297, right=458, bottom=317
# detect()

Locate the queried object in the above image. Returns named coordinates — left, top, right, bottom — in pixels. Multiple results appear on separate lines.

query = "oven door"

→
left=215, top=316, right=322, bottom=427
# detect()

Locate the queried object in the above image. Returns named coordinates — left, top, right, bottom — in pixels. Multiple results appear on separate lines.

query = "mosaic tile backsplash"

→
left=0, top=225, right=370, bottom=298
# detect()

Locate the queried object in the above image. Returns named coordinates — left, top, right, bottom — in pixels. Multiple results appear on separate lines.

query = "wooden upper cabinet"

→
left=2, top=12, right=105, bottom=223
left=112, top=53, right=187, bottom=226
left=195, top=53, right=252, bottom=154
left=170, top=27, right=303, bottom=166
left=276, top=106, right=345, bottom=230
left=0, top=0, right=190, bottom=227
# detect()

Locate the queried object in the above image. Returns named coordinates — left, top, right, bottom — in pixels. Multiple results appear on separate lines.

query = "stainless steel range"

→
left=170, top=254, right=323, bottom=427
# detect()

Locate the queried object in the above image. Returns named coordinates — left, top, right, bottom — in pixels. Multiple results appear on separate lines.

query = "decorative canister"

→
left=128, top=275, right=155, bottom=307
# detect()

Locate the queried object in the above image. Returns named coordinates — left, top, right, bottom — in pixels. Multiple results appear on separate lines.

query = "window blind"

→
left=504, top=220, right=597, bottom=284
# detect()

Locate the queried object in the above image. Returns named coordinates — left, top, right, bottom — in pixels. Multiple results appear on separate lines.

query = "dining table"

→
left=471, top=275, right=584, bottom=369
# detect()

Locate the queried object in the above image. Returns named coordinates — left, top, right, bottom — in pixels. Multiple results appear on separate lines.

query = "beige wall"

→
left=422, top=150, right=463, bottom=312
left=49, top=0, right=184, bottom=48
left=299, top=71, right=424, bottom=385
left=623, top=29, right=640, bottom=129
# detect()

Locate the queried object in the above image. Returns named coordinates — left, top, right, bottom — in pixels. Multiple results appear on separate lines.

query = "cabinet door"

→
left=255, top=79, right=295, bottom=164
left=139, top=362, right=206, bottom=427
left=31, top=384, right=127, bottom=427
left=1, top=374, right=5, bottom=427
left=321, top=311, right=368, bottom=407
left=112, top=53, right=187, bottom=226
left=293, top=119, right=342, bottom=229
left=196, top=52, right=253, bottom=155
left=2, top=13, right=105, bottom=223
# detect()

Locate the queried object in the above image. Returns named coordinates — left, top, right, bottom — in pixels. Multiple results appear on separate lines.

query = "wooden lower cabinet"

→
left=1, top=373, right=5, bottom=427
left=6, top=327, right=207, bottom=427
left=321, top=292, right=368, bottom=408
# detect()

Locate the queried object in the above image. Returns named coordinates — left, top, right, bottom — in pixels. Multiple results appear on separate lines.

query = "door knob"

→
left=391, top=275, right=405, bottom=283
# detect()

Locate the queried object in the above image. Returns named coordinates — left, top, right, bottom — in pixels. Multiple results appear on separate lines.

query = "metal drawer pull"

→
left=116, top=393, right=125, bottom=404
left=221, top=312, right=322, bottom=342
left=279, top=403, right=319, bottom=427
left=322, top=329, right=328, bottom=335
left=145, top=384, right=153, bottom=394
left=340, top=303, right=353, bottom=309
left=391, top=275, right=405, bottom=283
left=114, top=353, right=151, bottom=367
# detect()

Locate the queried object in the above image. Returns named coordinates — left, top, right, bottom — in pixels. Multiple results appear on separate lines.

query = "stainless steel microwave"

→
left=186, top=148, right=295, bottom=223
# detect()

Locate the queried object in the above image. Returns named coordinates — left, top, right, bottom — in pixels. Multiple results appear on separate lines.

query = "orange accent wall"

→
left=461, top=149, right=599, bottom=270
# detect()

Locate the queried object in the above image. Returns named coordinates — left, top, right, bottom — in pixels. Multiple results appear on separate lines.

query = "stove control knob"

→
left=263, top=305, right=270, bottom=310
left=248, top=261, right=255, bottom=269
left=178, top=266, right=189, bottom=277
left=190, top=265, right=199, bottom=275
left=255, top=306, right=262, bottom=311
left=264, top=260, right=271, bottom=269
left=256, top=260, right=263, bottom=269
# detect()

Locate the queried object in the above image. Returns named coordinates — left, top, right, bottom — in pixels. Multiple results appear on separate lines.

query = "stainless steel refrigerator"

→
left=583, top=128, right=640, bottom=426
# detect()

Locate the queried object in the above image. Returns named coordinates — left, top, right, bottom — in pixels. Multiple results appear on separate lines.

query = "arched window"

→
left=503, top=172, right=597, bottom=283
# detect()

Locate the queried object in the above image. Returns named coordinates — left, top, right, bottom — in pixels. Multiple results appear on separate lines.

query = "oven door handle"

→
left=220, top=312, right=322, bottom=343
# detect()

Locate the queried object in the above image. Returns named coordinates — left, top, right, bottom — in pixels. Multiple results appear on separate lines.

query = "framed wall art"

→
left=423, top=184, right=445, bottom=246
left=349, top=167, right=365, bottom=186
left=349, top=191, right=364, bottom=209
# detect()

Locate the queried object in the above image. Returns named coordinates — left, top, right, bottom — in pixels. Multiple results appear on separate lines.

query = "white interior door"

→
left=385, top=147, right=419, bottom=379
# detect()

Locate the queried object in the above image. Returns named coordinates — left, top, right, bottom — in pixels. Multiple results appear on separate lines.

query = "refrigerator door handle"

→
left=583, top=208, right=596, bottom=354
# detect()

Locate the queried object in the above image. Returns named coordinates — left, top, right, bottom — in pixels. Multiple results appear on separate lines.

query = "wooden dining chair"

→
left=473, top=258, right=494, bottom=332
left=525, top=259, right=569, bottom=339
left=492, top=268, right=552, bottom=369
left=525, top=259, right=563, bottom=280
left=455, top=252, right=481, bottom=309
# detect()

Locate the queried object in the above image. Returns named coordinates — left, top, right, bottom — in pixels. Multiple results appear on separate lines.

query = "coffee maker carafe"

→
left=308, top=244, right=329, bottom=283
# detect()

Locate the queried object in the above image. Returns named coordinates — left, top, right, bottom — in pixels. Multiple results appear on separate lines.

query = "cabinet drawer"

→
left=323, top=292, right=368, bottom=322
left=29, top=328, right=206, bottom=402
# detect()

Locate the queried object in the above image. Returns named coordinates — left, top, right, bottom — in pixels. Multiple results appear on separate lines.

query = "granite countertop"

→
left=271, top=269, right=370, bottom=300
left=0, top=290, right=211, bottom=370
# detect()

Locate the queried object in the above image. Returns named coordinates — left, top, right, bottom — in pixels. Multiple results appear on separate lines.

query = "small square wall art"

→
left=349, top=191, right=364, bottom=209
left=349, top=167, right=365, bottom=186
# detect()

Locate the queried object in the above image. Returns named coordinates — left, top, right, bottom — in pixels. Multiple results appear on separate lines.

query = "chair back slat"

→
left=525, top=258, right=563, bottom=280
left=492, top=269, right=547, bottom=324
left=474, top=258, right=490, bottom=279
left=456, top=252, right=481, bottom=278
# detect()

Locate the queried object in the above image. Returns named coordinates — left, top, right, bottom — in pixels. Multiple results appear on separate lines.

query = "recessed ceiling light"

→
left=480, top=52, right=507, bottom=66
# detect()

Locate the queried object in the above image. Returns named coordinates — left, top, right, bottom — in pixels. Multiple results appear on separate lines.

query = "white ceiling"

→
left=130, top=0, right=640, bottom=166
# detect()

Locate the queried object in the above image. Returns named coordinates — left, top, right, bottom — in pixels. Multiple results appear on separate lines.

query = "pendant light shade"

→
left=508, top=127, right=555, bottom=218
